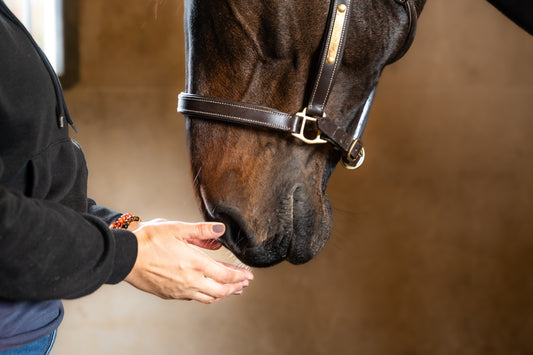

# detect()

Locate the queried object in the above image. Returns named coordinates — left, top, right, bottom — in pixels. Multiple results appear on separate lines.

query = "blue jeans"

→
left=0, top=330, right=57, bottom=355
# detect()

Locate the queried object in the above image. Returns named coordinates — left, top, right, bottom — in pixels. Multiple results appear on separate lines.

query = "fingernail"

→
left=212, top=224, right=225, bottom=234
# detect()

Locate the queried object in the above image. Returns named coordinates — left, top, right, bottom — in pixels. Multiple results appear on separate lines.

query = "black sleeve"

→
left=87, top=197, right=122, bottom=226
left=0, top=186, right=138, bottom=301
left=486, top=0, right=533, bottom=35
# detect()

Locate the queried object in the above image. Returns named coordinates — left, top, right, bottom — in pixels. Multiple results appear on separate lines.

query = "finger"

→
left=196, top=277, right=247, bottom=300
left=175, top=222, right=226, bottom=241
left=187, top=238, right=222, bottom=250
left=217, top=261, right=254, bottom=280
left=203, top=260, right=251, bottom=284
left=189, top=292, right=217, bottom=304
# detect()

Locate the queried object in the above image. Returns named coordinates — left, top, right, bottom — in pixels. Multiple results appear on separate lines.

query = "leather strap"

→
left=178, top=89, right=375, bottom=168
left=177, top=93, right=300, bottom=133
left=307, top=0, right=352, bottom=117
left=317, top=86, right=376, bottom=161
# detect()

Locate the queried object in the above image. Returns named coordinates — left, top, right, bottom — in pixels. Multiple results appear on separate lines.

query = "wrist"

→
left=110, top=213, right=141, bottom=230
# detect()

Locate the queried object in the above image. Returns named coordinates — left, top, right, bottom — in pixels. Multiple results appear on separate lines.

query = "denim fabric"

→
left=0, top=301, right=63, bottom=353
left=0, top=330, right=56, bottom=355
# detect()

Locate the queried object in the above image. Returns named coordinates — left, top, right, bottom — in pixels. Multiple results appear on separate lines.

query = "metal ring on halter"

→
left=341, top=138, right=365, bottom=170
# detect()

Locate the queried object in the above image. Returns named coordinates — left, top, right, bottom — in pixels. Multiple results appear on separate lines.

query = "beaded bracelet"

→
left=110, top=213, right=141, bottom=230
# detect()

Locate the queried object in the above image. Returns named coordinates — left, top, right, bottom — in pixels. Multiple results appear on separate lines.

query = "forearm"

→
left=0, top=188, right=137, bottom=301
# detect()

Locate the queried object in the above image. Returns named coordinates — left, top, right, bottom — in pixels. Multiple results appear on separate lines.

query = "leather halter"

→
left=178, top=0, right=418, bottom=169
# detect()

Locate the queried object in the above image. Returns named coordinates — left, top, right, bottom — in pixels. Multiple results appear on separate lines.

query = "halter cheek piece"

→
left=178, top=0, right=417, bottom=170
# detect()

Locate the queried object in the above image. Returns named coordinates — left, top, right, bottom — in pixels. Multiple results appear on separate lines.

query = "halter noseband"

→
left=178, top=0, right=417, bottom=170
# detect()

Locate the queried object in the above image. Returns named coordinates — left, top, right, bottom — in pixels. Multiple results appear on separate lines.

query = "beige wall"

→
left=55, top=0, right=533, bottom=354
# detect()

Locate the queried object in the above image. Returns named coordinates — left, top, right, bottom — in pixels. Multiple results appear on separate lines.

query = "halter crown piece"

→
left=178, top=0, right=417, bottom=170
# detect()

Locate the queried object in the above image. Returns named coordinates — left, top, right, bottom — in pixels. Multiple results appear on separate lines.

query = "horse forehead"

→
left=189, top=0, right=329, bottom=45
left=189, top=0, right=403, bottom=56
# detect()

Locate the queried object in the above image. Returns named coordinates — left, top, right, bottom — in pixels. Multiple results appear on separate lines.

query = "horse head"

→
left=180, top=0, right=426, bottom=267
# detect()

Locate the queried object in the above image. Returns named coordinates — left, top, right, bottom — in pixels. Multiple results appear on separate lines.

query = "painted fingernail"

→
left=212, top=224, right=225, bottom=234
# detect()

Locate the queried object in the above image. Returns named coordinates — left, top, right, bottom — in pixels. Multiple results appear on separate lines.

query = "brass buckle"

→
left=341, top=138, right=365, bottom=170
left=292, top=108, right=328, bottom=144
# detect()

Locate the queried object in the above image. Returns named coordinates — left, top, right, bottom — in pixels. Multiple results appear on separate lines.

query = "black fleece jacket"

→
left=0, top=2, right=138, bottom=301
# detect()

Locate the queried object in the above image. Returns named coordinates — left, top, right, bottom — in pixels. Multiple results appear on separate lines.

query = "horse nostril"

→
left=199, top=186, right=254, bottom=251
left=213, top=208, right=255, bottom=252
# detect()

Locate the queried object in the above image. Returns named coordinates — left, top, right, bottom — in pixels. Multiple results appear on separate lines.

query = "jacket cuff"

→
left=106, top=229, right=138, bottom=284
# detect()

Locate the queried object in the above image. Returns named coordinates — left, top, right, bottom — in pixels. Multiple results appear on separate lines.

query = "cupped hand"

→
left=124, top=219, right=253, bottom=304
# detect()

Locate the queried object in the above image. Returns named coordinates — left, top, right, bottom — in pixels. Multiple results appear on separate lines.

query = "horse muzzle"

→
left=199, top=184, right=332, bottom=267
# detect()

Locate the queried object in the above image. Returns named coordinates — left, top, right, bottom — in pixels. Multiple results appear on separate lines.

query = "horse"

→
left=178, top=0, right=426, bottom=267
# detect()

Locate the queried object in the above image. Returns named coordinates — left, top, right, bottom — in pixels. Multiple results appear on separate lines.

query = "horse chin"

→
left=216, top=211, right=332, bottom=267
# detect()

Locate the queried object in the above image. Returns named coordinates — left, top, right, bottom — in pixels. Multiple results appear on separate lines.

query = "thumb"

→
left=177, top=222, right=226, bottom=241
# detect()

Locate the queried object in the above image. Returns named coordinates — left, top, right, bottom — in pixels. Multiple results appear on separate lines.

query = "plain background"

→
left=51, top=0, right=533, bottom=354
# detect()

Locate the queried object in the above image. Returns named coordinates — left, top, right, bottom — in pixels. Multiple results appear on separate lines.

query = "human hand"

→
left=124, top=219, right=253, bottom=304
